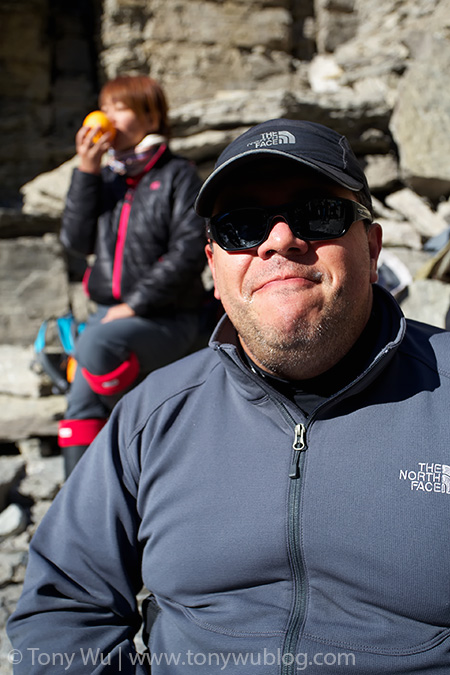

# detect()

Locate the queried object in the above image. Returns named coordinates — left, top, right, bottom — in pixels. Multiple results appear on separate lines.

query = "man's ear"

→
left=368, top=222, right=383, bottom=284
left=205, top=242, right=221, bottom=301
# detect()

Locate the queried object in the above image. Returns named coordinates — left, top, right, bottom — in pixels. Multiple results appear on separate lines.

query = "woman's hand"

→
left=101, top=303, right=136, bottom=323
left=76, top=125, right=113, bottom=175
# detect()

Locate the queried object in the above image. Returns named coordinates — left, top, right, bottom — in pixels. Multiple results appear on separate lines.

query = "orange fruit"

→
left=82, top=110, right=116, bottom=143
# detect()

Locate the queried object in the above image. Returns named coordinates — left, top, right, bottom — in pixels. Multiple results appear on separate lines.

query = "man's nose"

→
left=257, top=217, right=310, bottom=258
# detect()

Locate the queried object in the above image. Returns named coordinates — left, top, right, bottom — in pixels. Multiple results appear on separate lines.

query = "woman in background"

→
left=59, top=75, right=206, bottom=477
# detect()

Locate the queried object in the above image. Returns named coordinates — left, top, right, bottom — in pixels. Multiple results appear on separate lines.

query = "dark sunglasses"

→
left=207, top=197, right=372, bottom=251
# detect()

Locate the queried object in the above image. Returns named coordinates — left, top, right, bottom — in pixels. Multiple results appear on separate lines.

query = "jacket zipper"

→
left=218, top=348, right=352, bottom=672
left=289, top=423, right=306, bottom=479
left=219, top=353, right=310, bottom=673
left=268, top=397, right=309, bottom=675
left=282, top=420, right=308, bottom=675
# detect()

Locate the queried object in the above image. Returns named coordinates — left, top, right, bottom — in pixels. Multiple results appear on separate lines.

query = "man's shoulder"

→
left=404, top=317, right=450, bottom=343
left=151, top=346, right=221, bottom=387
left=119, top=347, right=222, bottom=423
left=402, top=318, right=450, bottom=376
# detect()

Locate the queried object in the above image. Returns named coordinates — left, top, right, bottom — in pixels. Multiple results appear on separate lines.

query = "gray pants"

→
left=65, top=305, right=199, bottom=420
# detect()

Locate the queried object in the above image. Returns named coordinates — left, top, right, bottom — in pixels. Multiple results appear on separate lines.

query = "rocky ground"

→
left=0, top=440, right=63, bottom=673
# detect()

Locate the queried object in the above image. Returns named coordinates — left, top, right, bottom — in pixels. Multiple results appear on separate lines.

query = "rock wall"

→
left=1, top=0, right=450, bottom=670
left=0, top=0, right=101, bottom=203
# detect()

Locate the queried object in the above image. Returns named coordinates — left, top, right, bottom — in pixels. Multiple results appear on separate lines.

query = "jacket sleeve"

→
left=124, top=162, right=207, bottom=314
left=60, top=168, right=103, bottom=256
left=6, top=405, right=149, bottom=674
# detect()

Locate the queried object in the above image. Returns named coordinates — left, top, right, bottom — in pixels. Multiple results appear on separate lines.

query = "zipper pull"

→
left=289, top=423, right=306, bottom=479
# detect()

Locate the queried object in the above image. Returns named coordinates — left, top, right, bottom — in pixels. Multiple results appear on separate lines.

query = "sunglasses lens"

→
left=295, top=199, right=348, bottom=239
left=210, top=198, right=358, bottom=250
left=212, top=209, right=266, bottom=250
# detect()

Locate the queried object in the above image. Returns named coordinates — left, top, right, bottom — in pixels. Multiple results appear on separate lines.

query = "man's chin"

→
left=257, top=310, right=322, bottom=339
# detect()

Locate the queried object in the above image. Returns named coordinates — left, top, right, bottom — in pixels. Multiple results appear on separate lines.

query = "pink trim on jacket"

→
left=112, top=194, right=132, bottom=300
left=82, top=266, right=92, bottom=297
left=112, top=143, right=167, bottom=301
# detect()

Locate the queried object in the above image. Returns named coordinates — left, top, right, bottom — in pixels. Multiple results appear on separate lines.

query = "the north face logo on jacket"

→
left=399, top=462, right=450, bottom=493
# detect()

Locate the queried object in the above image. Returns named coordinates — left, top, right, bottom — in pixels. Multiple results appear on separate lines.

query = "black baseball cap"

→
left=195, top=118, right=371, bottom=217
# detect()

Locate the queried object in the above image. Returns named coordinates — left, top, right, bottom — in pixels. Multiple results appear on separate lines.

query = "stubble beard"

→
left=234, top=287, right=369, bottom=381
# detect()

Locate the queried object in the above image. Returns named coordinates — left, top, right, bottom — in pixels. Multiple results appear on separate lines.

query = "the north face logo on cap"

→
left=247, top=130, right=296, bottom=149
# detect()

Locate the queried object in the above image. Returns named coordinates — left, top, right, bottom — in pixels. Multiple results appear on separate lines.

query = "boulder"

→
left=0, top=504, right=28, bottom=542
left=0, top=457, right=25, bottom=513
left=0, top=209, right=59, bottom=238
left=377, top=219, right=422, bottom=251
left=363, top=154, right=400, bottom=194
left=17, top=456, right=63, bottom=503
left=314, top=0, right=359, bottom=53
left=0, top=346, right=45, bottom=398
left=0, top=394, right=66, bottom=443
left=390, top=36, right=450, bottom=199
left=385, top=189, right=448, bottom=240
left=399, top=279, right=450, bottom=329
left=0, top=234, right=70, bottom=345
left=20, top=155, right=78, bottom=218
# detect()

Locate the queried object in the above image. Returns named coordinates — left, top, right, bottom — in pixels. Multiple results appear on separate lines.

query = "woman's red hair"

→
left=99, top=75, right=170, bottom=137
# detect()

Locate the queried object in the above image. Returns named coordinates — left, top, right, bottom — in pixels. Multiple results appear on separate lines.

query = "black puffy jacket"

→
left=61, top=145, right=207, bottom=316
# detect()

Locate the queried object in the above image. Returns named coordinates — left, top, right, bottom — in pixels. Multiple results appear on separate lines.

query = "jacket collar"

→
left=125, top=143, right=168, bottom=187
left=208, top=284, right=406, bottom=404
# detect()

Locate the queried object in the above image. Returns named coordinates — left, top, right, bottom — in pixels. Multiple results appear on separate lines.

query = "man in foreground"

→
left=8, top=119, right=450, bottom=673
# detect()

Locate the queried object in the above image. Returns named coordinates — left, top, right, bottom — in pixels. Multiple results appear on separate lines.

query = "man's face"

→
left=205, top=168, right=382, bottom=380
